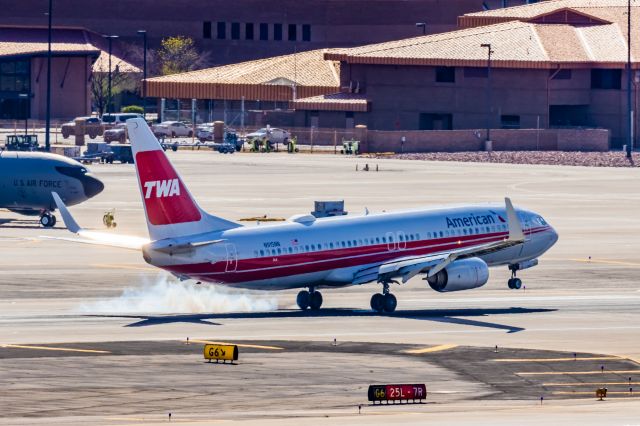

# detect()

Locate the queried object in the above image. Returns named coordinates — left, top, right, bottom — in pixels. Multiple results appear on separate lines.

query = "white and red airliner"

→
left=51, top=118, right=558, bottom=313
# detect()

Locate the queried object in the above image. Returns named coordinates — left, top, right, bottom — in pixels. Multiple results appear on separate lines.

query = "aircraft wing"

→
left=352, top=197, right=525, bottom=285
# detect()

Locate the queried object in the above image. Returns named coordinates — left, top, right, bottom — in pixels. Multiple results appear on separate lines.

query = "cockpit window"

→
left=55, top=166, right=87, bottom=179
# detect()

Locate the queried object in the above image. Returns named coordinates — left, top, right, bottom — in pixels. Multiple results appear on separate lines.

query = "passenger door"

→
left=386, top=232, right=397, bottom=251
left=225, top=243, right=238, bottom=272
left=397, top=231, right=407, bottom=250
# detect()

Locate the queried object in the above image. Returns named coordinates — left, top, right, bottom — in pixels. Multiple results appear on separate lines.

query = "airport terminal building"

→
left=0, top=26, right=138, bottom=121
left=0, top=0, right=536, bottom=65
left=147, top=0, right=640, bottom=148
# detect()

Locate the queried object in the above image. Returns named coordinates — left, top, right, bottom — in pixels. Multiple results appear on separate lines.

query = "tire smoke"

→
left=77, top=274, right=279, bottom=314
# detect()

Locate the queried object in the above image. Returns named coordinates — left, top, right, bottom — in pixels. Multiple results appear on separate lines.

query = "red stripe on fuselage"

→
left=160, top=226, right=551, bottom=284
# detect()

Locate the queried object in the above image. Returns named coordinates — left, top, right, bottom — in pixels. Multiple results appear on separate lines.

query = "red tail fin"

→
left=136, top=150, right=201, bottom=225
left=126, top=118, right=240, bottom=240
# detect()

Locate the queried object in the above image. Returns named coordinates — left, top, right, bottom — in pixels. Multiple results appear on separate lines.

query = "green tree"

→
left=121, top=105, right=144, bottom=114
left=158, top=36, right=209, bottom=75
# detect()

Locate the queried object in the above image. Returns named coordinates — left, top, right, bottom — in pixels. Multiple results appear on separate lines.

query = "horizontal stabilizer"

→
left=47, top=191, right=149, bottom=250
left=147, top=238, right=225, bottom=255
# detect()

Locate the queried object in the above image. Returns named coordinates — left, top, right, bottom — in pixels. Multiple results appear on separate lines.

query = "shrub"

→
left=121, top=105, right=144, bottom=114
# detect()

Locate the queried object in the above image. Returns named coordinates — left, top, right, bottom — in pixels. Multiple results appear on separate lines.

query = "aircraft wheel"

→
left=370, top=293, right=384, bottom=312
left=382, top=293, right=397, bottom=313
left=50, top=214, right=57, bottom=227
left=309, top=291, right=323, bottom=310
left=40, top=213, right=54, bottom=228
left=507, top=278, right=514, bottom=289
left=296, top=290, right=310, bottom=310
left=512, top=278, right=522, bottom=290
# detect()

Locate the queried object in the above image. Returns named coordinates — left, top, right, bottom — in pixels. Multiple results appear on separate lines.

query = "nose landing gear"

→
left=370, top=280, right=398, bottom=313
left=39, top=211, right=56, bottom=228
left=296, top=288, right=323, bottom=310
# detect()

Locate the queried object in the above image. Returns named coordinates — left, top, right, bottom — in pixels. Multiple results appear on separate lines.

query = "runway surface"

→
left=2, top=152, right=640, bottom=424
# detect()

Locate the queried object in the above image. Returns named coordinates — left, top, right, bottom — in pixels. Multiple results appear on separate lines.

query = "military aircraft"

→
left=0, top=151, right=103, bottom=227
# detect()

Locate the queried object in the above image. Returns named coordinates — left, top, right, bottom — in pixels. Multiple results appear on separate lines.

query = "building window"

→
left=419, top=113, right=453, bottom=130
left=591, top=69, right=621, bottom=90
left=549, top=105, right=590, bottom=127
left=0, top=59, right=30, bottom=120
left=203, top=21, right=212, bottom=39
left=245, top=23, right=254, bottom=40
left=464, top=67, right=488, bottom=78
left=231, top=22, right=240, bottom=40
left=274, top=23, right=283, bottom=41
left=302, top=24, right=311, bottom=42
left=551, top=69, right=572, bottom=80
left=260, top=23, right=268, bottom=40
left=217, top=22, right=226, bottom=39
left=435, top=66, right=455, bottom=83
left=501, top=115, right=520, bottom=129
left=288, top=24, right=297, bottom=41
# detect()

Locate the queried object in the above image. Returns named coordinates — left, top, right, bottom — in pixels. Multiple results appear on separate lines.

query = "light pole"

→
left=45, top=0, right=52, bottom=152
left=103, top=35, right=118, bottom=120
left=137, top=30, right=147, bottom=120
left=415, top=22, right=426, bottom=35
left=626, top=0, right=633, bottom=158
left=481, top=43, right=494, bottom=143
left=18, top=93, right=29, bottom=136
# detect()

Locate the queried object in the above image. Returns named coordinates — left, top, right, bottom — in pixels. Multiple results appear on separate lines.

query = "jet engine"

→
left=426, top=257, right=489, bottom=292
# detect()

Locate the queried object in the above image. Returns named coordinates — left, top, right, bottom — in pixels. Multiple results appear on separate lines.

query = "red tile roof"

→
left=325, top=13, right=640, bottom=69
left=0, top=26, right=100, bottom=58
left=146, top=49, right=340, bottom=101
left=292, top=93, right=369, bottom=112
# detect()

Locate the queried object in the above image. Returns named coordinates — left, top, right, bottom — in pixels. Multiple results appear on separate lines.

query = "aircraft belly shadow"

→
left=87, top=307, right=553, bottom=331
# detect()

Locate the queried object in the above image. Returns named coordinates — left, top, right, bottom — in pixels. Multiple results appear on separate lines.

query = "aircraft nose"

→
left=548, top=226, right=559, bottom=247
left=81, top=173, right=104, bottom=198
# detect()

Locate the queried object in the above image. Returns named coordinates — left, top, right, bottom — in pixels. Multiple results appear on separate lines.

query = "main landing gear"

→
left=297, top=288, right=323, bottom=310
left=370, top=281, right=398, bottom=313
left=507, top=265, right=522, bottom=290
left=39, top=211, right=57, bottom=228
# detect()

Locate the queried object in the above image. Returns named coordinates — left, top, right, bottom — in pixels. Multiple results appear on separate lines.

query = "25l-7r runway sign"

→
left=368, top=384, right=427, bottom=403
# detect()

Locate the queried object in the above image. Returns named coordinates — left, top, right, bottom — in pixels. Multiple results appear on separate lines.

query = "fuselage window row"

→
left=250, top=224, right=516, bottom=259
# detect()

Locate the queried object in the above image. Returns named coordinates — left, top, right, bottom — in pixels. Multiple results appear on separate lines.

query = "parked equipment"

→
left=341, top=139, right=360, bottom=155
left=103, top=209, right=117, bottom=228
left=75, top=142, right=134, bottom=164
left=312, top=201, right=347, bottom=218
left=287, top=136, right=299, bottom=153
left=4, top=135, right=40, bottom=151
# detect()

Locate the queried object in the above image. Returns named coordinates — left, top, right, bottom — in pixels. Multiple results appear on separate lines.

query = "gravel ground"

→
left=363, top=151, right=640, bottom=167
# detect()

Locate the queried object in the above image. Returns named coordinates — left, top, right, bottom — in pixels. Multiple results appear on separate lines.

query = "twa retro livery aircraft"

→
left=52, top=118, right=558, bottom=313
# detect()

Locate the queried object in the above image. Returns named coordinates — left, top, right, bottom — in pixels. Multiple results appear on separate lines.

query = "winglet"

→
left=52, top=192, right=81, bottom=233
left=505, top=197, right=525, bottom=241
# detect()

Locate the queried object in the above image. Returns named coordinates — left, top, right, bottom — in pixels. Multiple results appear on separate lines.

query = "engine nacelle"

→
left=427, top=257, right=489, bottom=292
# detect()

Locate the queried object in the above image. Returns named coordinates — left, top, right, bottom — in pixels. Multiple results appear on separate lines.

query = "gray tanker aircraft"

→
left=0, top=151, right=104, bottom=227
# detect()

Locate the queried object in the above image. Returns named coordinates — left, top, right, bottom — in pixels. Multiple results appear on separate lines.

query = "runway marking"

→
left=569, top=258, right=640, bottom=267
left=404, top=344, right=458, bottom=354
left=186, top=339, right=283, bottom=350
left=517, top=370, right=640, bottom=376
left=544, top=382, right=640, bottom=386
left=495, top=356, right=621, bottom=363
left=91, top=263, right=156, bottom=272
left=104, top=418, right=226, bottom=424
left=552, top=391, right=640, bottom=396
left=0, top=344, right=110, bottom=354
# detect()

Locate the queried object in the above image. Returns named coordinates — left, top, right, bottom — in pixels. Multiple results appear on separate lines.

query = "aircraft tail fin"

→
left=126, top=118, right=240, bottom=240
